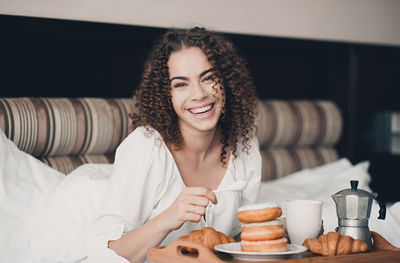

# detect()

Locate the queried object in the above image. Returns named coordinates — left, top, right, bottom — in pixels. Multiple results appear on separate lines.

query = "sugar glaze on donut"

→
left=238, top=203, right=282, bottom=223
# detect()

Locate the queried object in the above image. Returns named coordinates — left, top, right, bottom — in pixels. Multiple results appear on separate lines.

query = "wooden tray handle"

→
left=146, top=231, right=399, bottom=263
left=371, top=231, right=400, bottom=251
left=147, top=239, right=224, bottom=263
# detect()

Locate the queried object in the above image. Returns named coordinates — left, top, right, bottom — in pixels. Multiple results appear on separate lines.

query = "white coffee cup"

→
left=285, top=199, right=323, bottom=246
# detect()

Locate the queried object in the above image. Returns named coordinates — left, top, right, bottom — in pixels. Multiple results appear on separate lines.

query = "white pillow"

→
left=258, top=158, right=371, bottom=208
left=28, top=163, right=113, bottom=262
left=0, top=129, right=64, bottom=263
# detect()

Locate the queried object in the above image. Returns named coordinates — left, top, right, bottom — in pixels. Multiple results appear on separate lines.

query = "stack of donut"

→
left=238, top=202, right=288, bottom=252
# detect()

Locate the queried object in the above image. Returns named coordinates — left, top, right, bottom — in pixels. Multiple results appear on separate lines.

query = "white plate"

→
left=214, top=242, right=308, bottom=261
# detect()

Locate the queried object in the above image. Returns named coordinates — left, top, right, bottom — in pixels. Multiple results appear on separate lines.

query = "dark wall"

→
left=0, top=15, right=166, bottom=98
left=1, top=14, right=400, bottom=202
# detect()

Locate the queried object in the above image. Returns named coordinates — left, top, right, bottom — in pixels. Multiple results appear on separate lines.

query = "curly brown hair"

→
left=130, top=27, right=257, bottom=164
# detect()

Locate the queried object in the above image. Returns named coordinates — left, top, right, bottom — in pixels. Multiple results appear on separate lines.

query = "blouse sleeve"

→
left=86, top=127, right=164, bottom=263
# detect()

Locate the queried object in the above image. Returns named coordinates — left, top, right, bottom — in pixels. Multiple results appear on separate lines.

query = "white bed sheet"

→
left=0, top=130, right=64, bottom=263
left=1, top=128, right=399, bottom=263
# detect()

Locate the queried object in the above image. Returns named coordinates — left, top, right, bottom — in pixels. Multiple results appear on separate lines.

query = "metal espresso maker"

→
left=332, top=180, right=386, bottom=250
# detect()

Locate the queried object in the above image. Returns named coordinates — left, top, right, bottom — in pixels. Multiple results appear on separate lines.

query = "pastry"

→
left=238, top=202, right=282, bottom=223
left=179, top=227, right=235, bottom=252
left=241, top=237, right=288, bottom=252
left=238, top=202, right=287, bottom=252
left=241, top=220, right=285, bottom=241
left=302, top=232, right=368, bottom=256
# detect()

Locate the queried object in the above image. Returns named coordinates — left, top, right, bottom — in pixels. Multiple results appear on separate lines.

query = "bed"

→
left=0, top=97, right=399, bottom=263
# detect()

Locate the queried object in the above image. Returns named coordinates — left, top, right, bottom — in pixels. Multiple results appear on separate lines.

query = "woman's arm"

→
left=108, top=187, right=217, bottom=263
left=86, top=128, right=165, bottom=263
left=87, top=128, right=217, bottom=263
left=108, top=213, right=168, bottom=263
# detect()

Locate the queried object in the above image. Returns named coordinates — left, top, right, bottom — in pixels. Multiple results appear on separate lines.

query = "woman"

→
left=95, top=27, right=261, bottom=263
left=29, top=27, right=261, bottom=263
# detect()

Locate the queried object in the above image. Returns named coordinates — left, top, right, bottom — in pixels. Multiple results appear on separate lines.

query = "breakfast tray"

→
left=147, top=232, right=400, bottom=263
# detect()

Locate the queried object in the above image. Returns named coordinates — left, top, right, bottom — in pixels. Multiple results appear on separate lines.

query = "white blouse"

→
left=84, top=126, right=261, bottom=262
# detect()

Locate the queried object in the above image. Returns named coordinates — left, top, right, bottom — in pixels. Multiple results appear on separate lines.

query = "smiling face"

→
left=168, top=47, right=225, bottom=134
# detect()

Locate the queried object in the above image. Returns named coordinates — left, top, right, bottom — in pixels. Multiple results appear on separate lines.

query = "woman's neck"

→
left=177, top=124, right=221, bottom=166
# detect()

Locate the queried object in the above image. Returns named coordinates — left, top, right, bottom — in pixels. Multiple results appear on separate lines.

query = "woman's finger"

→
left=187, top=195, right=210, bottom=207
left=204, top=189, right=217, bottom=204
left=183, top=212, right=202, bottom=223
left=187, top=205, right=206, bottom=216
left=185, top=187, right=217, bottom=205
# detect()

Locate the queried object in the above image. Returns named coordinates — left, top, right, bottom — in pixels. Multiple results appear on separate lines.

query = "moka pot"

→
left=331, top=180, right=386, bottom=251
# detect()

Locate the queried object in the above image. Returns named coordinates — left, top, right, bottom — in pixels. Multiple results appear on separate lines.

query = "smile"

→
left=188, top=103, right=215, bottom=115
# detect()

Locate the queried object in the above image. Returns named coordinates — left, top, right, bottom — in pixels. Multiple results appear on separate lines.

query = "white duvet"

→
left=0, top=130, right=399, bottom=263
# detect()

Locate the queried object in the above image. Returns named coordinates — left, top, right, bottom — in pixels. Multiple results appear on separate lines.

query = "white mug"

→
left=285, top=199, right=323, bottom=246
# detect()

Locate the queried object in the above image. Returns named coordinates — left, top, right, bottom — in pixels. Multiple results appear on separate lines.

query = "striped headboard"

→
left=0, top=97, right=342, bottom=180
left=0, top=98, right=133, bottom=173
left=255, top=100, right=342, bottom=181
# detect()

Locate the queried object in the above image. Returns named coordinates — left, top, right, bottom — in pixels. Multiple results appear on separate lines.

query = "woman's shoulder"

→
left=123, top=125, right=163, bottom=143
left=116, top=126, right=165, bottom=153
left=113, top=126, right=175, bottom=182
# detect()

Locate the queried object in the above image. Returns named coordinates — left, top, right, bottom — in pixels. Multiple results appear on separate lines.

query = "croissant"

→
left=303, top=232, right=368, bottom=256
left=179, top=227, right=235, bottom=252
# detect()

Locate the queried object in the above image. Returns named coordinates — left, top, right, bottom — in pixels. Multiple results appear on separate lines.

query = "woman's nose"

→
left=191, top=81, right=208, bottom=100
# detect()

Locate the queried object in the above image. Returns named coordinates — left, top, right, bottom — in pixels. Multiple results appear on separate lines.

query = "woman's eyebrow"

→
left=170, top=68, right=214, bottom=82
left=199, top=68, right=214, bottom=78
left=170, top=76, right=188, bottom=82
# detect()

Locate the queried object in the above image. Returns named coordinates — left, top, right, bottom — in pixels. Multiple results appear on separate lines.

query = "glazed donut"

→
left=238, top=203, right=282, bottom=223
left=241, top=220, right=285, bottom=241
left=241, top=237, right=288, bottom=252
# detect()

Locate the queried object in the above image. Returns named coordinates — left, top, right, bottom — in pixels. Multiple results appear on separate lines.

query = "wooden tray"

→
left=147, top=232, right=400, bottom=263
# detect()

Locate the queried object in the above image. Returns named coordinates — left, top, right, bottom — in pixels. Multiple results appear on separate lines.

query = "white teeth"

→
left=189, top=104, right=213, bottom=114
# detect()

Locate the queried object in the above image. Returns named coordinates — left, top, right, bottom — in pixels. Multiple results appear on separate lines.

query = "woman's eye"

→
left=174, top=82, right=186, bottom=88
left=202, top=75, right=215, bottom=82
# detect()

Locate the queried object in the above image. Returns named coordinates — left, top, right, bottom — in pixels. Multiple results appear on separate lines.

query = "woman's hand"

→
left=157, top=187, right=217, bottom=233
